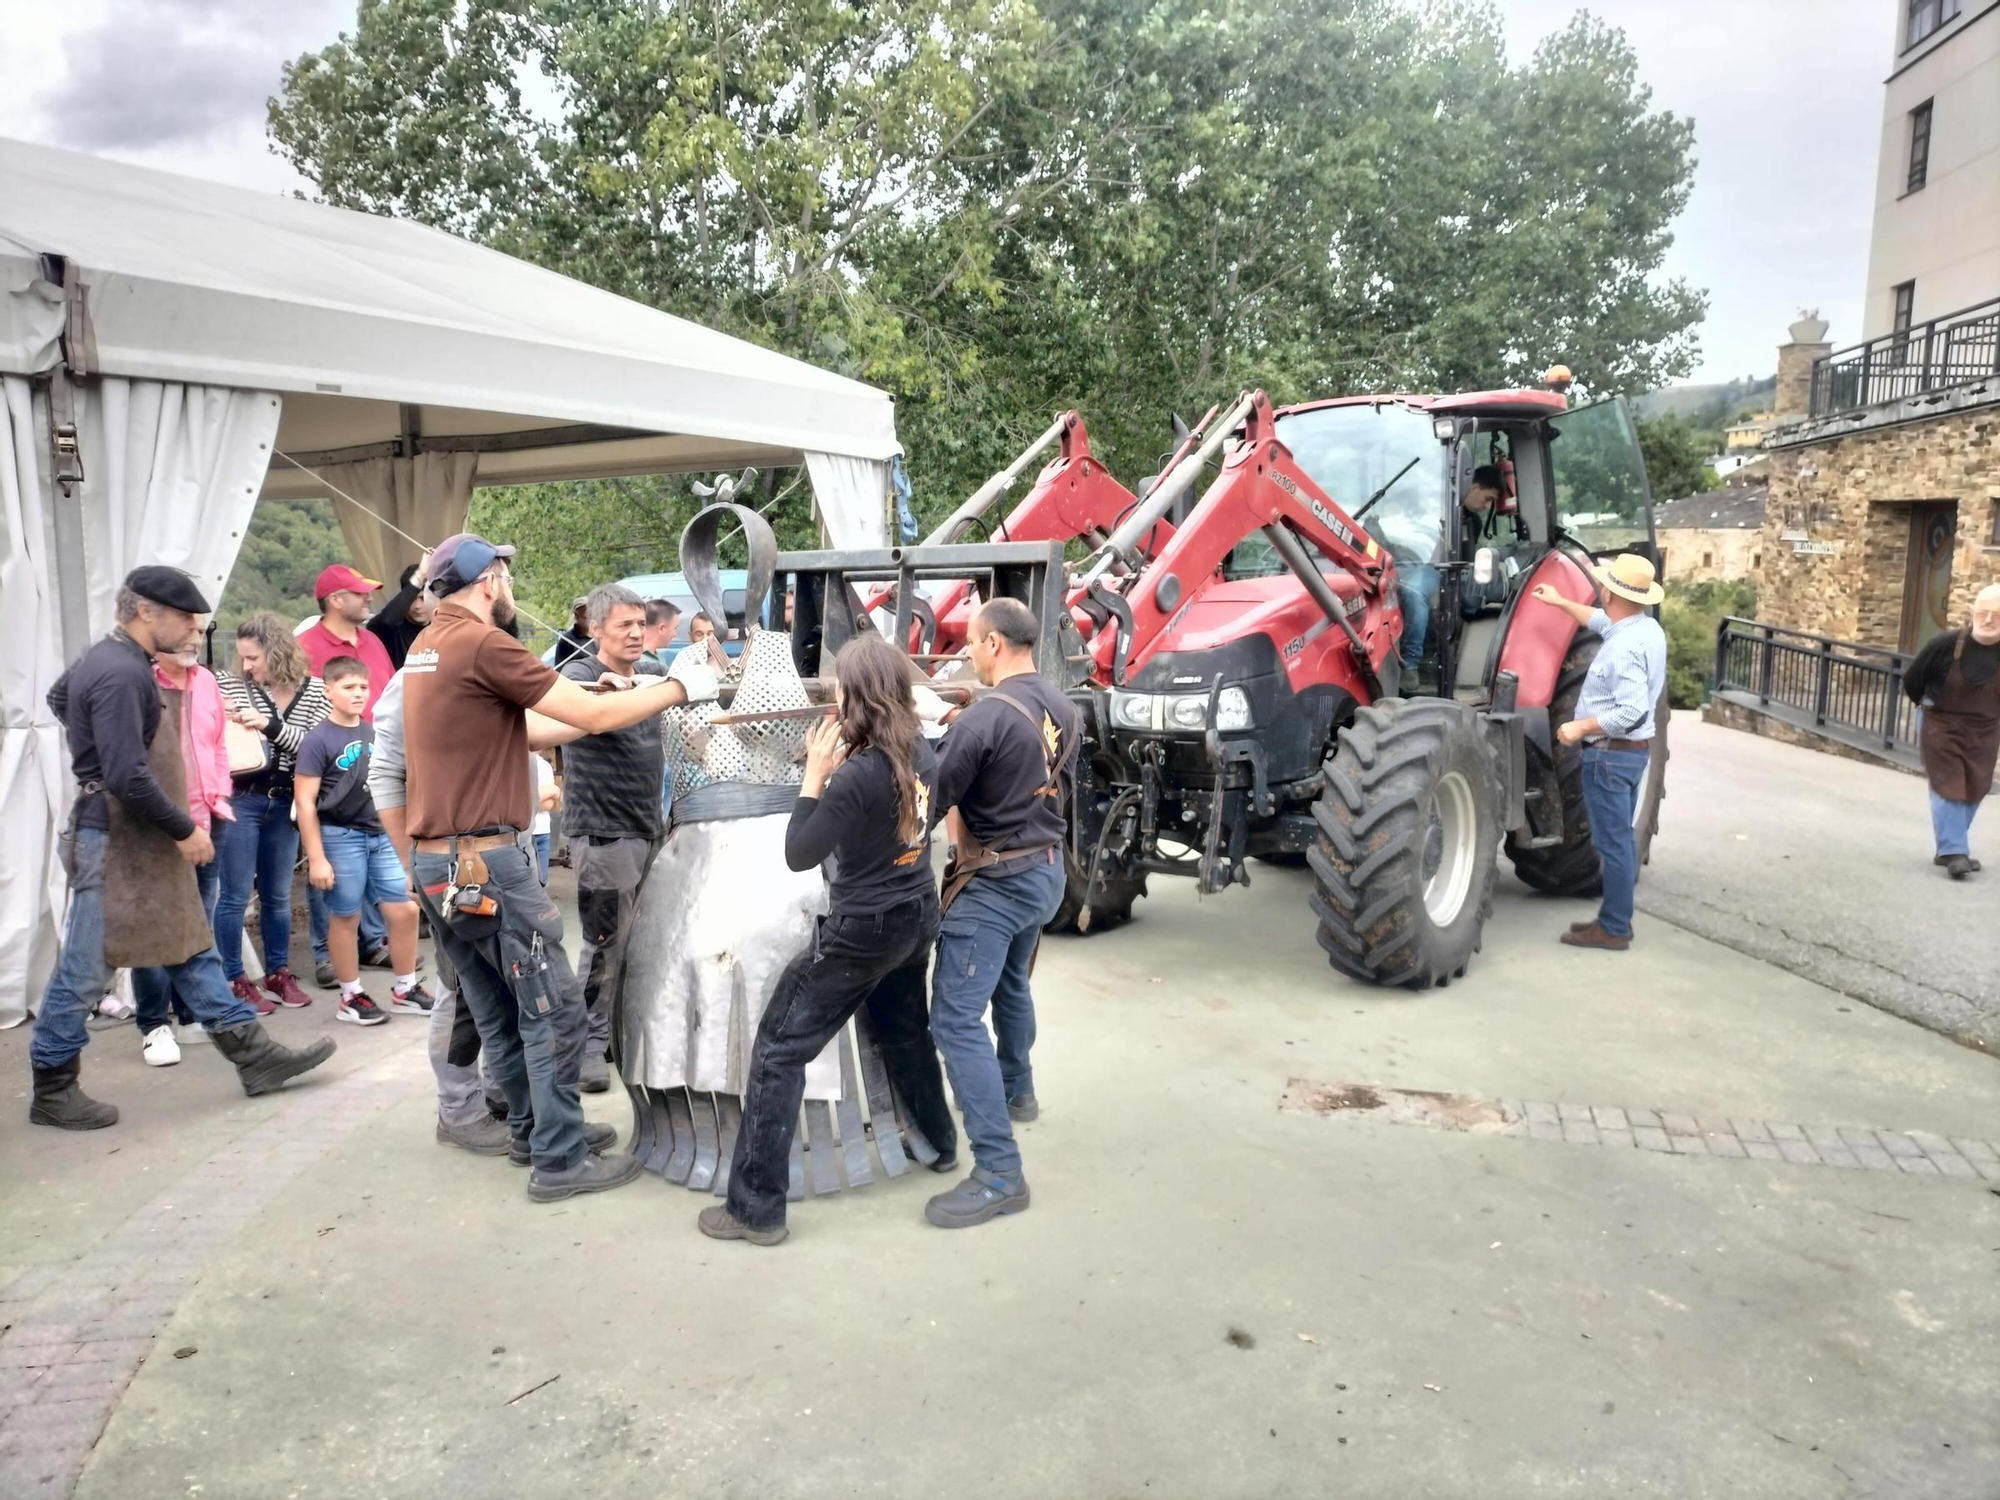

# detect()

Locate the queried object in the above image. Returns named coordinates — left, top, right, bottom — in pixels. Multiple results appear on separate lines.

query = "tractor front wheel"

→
left=1308, top=700, right=1502, bottom=990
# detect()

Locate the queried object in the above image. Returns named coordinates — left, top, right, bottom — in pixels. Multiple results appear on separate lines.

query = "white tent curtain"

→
left=0, top=375, right=66, bottom=1029
left=804, top=451, right=890, bottom=548
left=313, top=452, right=478, bottom=586
left=0, top=375, right=279, bottom=1027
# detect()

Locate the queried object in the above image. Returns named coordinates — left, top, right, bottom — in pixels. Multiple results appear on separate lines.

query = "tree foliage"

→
left=269, top=0, right=1706, bottom=551
left=1635, top=414, right=1718, bottom=502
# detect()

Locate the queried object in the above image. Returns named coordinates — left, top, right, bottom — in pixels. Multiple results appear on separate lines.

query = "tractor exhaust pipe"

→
left=925, top=413, right=1072, bottom=545
left=1081, top=391, right=1257, bottom=586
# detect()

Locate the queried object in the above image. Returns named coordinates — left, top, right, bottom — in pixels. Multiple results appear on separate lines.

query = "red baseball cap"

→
left=315, top=564, right=382, bottom=601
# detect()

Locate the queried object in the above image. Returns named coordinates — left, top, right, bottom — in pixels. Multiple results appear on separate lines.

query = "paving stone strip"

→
left=1280, top=1080, right=2000, bottom=1185
left=0, top=1054, right=423, bottom=1497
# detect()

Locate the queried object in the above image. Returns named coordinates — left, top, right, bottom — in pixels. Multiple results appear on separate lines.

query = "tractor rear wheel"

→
left=1505, top=635, right=1671, bottom=896
left=1308, top=699, right=1502, bottom=990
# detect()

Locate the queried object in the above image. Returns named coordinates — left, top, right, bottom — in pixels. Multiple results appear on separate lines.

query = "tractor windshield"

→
left=1273, top=403, right=1447, bottom=568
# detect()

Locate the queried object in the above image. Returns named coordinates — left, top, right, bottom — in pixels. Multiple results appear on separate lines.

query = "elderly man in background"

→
left=1902, top=583, right=2000, bottom=879
left=558, top=583, right=672, bottom=1093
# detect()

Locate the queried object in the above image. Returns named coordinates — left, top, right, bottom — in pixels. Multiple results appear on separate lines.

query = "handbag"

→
left=225, top=718, right=272, bottom=778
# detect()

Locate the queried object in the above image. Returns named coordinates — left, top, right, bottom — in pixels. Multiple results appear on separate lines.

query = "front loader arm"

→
left=1077, top=391, right=1402, bottom=690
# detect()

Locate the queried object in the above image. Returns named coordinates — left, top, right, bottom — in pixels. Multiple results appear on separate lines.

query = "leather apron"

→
left=102, top=684, right=214, bottom=968
left=1918, top=631, right=2000, bottom=804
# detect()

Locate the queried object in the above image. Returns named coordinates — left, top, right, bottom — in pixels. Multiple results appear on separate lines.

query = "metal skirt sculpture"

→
left=615, top=630, right=942, bottom=1197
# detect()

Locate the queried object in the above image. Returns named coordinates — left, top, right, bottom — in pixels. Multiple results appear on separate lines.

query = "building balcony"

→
left=1809, top=295, right=2000, bottom=419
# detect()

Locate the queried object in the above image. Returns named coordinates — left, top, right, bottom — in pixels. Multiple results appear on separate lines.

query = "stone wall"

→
left=1758, top=405, right=2000, bottom=647
left=1658, top=527, right=1762, bottom=585
left=1774, top=338, right=1831, bottom=420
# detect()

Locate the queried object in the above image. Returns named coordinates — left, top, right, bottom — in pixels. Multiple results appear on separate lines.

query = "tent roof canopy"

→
left=0, top=137, right=898, bottom=496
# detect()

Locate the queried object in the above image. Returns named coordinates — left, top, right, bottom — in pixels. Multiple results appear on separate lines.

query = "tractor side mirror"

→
left=1473, top=547, right=1497, bottom=587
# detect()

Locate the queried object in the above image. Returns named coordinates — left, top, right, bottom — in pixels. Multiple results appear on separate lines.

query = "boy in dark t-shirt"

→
left=295, top=657, right=432, bottom=1026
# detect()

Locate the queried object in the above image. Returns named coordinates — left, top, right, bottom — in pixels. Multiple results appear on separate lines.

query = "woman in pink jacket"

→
left=129, top=637, right=234, bottom=1066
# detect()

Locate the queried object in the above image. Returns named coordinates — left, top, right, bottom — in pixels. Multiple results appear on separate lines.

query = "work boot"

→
left=29, top=1059, right=119, bottom=1130
left=1560, top=922, right=1631, bottom=951
left=697, top=1206, right=788, bottom=1246
left=509, top=1120, right=617, bottom=1167
left=579, top=1051, right=611, bottom=1094
left=436, top=1113, right=512, bottom=1155
left=1007, top=1093, right=1040, bottom=1123
left=526, top=1151, right=643, bottom=1202
left=1945, top=854, right=1976, bottom=880
left=925, top=1168, right=1030, bottom=1229
left=210, top=1021, right=337, bottom=1097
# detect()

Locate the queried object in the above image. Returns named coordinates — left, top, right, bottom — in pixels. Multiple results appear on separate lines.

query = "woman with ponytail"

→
left=699, top=631, right=957, bottom=1246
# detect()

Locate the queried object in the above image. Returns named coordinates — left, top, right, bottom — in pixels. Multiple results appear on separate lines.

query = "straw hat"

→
left=1593, top=552, right=1665, bottom=607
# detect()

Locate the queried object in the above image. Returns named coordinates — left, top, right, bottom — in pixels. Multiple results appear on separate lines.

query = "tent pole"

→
left=33, top=377, right=91, bottom=664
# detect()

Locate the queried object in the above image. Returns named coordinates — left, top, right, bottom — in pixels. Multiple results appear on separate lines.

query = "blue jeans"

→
left=1930, top=791, right=1980, bottom=857
left=1580, top=746, right=1649, bottom=938
left=1397, top=565, right=1438, bottom=670
left=321, top=824, right=411, bottom=917
left=930, top=855, right=1066, bottom=1180
left=310, top=872, right=388, bottom=961
left=413, top=843, right=587, bottom=1171
left=215, top=792, right=298, bottom=979
left=134, top=856, right=222, bottom=1030
left=533, top=833, right=551, bottom=885
left=33, top=828, right=257, bottom=1069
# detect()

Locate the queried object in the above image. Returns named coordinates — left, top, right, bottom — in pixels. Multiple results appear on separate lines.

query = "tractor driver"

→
left=1396, top=465, right=1507, bottom=678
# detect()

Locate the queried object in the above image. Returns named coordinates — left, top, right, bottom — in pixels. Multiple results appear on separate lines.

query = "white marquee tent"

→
left=0, top=136, right=901, bottom=1028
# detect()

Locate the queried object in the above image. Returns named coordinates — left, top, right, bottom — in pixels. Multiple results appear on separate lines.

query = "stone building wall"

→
left=1758, top=406, right=2000, bottom=647
left=1658, top=526, right=1762, bottom=585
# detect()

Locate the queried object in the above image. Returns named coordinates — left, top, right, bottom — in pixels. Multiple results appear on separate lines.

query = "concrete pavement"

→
left=1639, top=716, right=2000, bottom=1050
left=3, top=794, right=1995, bottom=1498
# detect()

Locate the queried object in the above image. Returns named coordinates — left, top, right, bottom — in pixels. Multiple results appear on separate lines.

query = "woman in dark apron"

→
left=1903, top=584, right=2000, bottom=879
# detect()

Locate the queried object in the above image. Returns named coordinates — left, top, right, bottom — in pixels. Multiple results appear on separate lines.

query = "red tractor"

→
left=1046, top=381, right=1670, bottom=987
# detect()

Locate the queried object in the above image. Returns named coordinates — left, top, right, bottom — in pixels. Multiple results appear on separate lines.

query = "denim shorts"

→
left=322, top=823, right=411, bottom=917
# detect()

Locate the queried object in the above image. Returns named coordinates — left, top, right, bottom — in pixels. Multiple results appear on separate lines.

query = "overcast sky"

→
left=0, top=0, right=1891, bottom=385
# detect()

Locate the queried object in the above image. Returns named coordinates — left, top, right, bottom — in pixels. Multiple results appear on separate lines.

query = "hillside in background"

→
left=212, top=498, right=350, bottom=657
left=1633, top=374, right=1777, bottom=428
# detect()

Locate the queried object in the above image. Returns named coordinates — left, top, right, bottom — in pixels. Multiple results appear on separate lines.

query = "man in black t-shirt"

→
left=924, top=598, right=1078, bottom=1229
left=557, top=584, right=670, bottom=1091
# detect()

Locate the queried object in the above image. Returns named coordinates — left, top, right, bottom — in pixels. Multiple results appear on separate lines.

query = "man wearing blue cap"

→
left=402, top=534, right=720, bottom=1202
left=29, top=566, right=338, bottom=1129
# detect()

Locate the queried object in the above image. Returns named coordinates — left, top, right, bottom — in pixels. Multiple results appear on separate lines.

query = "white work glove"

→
left=910, top=683, right=953, bottom=724
left=670, top=660, right=720, bottom=705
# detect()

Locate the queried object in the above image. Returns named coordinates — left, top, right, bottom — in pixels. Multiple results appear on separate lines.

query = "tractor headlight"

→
left=1214, top=686, right=1253, bottom=731
left=1112, top=691, right=1155, bottom=731
left=1168, top=695, right=1208, bottom=730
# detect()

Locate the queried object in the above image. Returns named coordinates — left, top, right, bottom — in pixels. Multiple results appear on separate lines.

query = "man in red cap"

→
left=301, top=563, right=396, bottom=719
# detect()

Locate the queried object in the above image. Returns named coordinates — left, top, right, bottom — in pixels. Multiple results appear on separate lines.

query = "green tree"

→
left=213, top=498, right=354, bottom=659
left=1659, top=578, right=1756, bottom=708
left=1635, top=414, right=1718, bottom=501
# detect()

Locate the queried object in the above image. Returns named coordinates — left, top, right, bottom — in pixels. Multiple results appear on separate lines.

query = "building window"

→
left=1907, top=101, right=1933, bottom=192
left=1753, top=552, right=1762, bottom=569
left=1702, top=551, right=1714, bottom=569
left=1991, top=502, right=2000, bottom=547
left=1893, top=281, right=1916, bottom=343
left=1907, top=0, right=1962, bottom=49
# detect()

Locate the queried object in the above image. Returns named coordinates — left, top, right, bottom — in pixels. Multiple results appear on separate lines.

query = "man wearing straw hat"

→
left=1530, top=553, right=1667, bottom=952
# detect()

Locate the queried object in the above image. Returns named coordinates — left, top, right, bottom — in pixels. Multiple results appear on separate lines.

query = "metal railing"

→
left=1809, top=294, right=2000, bottom=418
left=1713, top=617, right=1917, bottom=754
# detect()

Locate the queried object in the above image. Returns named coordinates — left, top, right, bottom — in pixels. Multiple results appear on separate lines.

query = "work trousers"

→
left=572, top=832, right=664, bottom=1062
left=1580, top=745, right=1649, bottom=939
left=32, top=828, right=257, bottom=1070
left=413, top=843, right=588, bottom=1171
left=726, top=893, right=956, bottom=1232
left=930, top=856, right=1066, bottom=1181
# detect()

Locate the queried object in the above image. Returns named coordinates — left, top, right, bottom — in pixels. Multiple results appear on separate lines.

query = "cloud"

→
left=37, top=0, right=344, bottom=151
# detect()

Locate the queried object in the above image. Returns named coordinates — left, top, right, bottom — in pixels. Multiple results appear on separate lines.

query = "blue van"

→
left=619, top=569, right=753, bottom=658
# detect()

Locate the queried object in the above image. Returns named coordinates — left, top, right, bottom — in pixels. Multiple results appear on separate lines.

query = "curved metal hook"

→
left=679, top=502, right=777, bottom=638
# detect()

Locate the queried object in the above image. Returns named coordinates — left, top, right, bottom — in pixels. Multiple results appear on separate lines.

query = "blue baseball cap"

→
left=428, top=532, right=516, bottom=594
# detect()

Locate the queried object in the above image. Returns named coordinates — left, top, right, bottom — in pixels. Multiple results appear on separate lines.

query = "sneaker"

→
left=174, top=1020, right=211, bottom=1047
left=389, top=982, right=436, bottom=1016
left=313, top=959, right=338, bottom=989
left=925, top=1168, right=1030, bottom=1229
left=361, top=944, right=394, bottom=970
left=140, top=1025, right=181, bottom=1068
left=1007, top=1093, right=1040, bottom=1123
left=97, top=992, right=136, bottom=1021
left=263, top=969, right=313, bottom=1009
left=232, top=976, right=278, bottom=1017
left=526, top=1151, right=643, bottom=1203
left=336, top=992, right=390, bottom=1026
left=696, top=1206, right=787, bottom=1246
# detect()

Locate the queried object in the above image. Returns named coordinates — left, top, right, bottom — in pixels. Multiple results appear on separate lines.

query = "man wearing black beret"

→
left=29, top=566, right=338, bottom=1129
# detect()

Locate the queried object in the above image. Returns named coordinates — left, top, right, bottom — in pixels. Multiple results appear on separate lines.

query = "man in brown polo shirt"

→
left=404, top=532, right=717, bottom=1202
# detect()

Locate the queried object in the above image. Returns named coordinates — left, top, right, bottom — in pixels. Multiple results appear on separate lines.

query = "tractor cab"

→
left=1269, top=388, right=1658, bottom=700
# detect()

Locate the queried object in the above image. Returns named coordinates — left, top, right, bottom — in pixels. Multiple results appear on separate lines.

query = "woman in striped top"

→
left=214, top=613, right=330, bottom=1013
